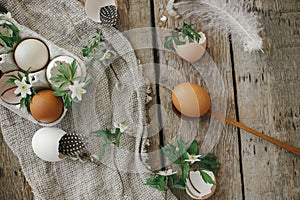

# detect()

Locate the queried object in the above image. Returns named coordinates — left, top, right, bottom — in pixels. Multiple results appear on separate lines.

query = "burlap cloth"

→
left=0, top=0, right=176, bottom=199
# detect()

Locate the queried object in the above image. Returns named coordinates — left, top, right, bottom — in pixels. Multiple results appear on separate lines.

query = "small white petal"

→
left=160, top=15, right=167, bottom=22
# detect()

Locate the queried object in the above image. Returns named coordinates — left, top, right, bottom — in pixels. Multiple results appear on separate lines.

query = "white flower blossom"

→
left=160, top=15, right=167, bottom=22
left=114, top=122, right=128, bottom=133
left=185, top=153, right=201, bottom=164
left=100, top=50, right=116, bottom=66
left=14, top=77, right=32, bottom=98
left=69, top=81, right=86, bottom=101
left=0, top=12, right=12, bottom=19
left=6, top=12, right=12, bottom=19
left=157, top=169, right=177, bottom=176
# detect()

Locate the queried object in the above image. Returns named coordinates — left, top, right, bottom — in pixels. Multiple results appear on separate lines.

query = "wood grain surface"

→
left=0, top=0, right=299, bottom=199
left=233, top=1, right=300, bottom=199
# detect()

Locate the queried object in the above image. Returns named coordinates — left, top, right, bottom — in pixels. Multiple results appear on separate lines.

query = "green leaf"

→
left=182, top=152, right=189, bottom=160
left=57, top=63, right=71, bottom=81
left=200, top=170, right=216, bottom=185
left=25, top=95, right=31, bottom=113
left=63, top=94, right=72, bottom=109
left=164, top=36, right=174, bottom=50
left=0, top=22, right=20, bottom=50
left=172, top=178, right=186, bottom=190
left=19, top=98, right=25, bottom=109
left=200, top=153, right=217, bottom=160
left=7, top=74, right=19, bottom=81
left=168, top=174, right=178, bottom=188
left=200, top=159, right=220, bottom=166
left=187, top=140, right=199, bottom=155
left=199, top=165, right=220, bottom=172
left=70, top=59, right=78, bottom=79
left=145, top=175, right=166, bottom=191
left=58, top=81, right=69, bottom=90
left=92, top=129, right=115, bottom=137
left=172, top=184, right=186, bottom=190
left=50, top=75, right=67, bottom=83
left=5, top=78, right=16, bottom=85
left=162, top=146, right=182, bottom=164
left=181, top=162, right=190, bottom=180
left=98, top=142, right=109, bottom=160
left=25, top=68, right=31, bottom=83
left=53, top=90, right=65, bottom=97
left=115, top=132, right=123, bottom=147
left=178, top=139, right=187, bottom=156
left=17, top=72, right=23, bottom=80
left=82, top=30, right=103, bottom=58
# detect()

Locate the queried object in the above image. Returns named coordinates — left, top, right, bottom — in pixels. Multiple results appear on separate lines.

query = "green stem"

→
left=112, top=142, right=124, bottom=199
left=165, top=190, right=168, bottom=200
left=109, top=64, right=120, bottom=81
left=165, top=177, right=168, bottom=200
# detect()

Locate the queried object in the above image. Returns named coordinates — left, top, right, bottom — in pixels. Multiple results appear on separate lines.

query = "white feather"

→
left=170, top=0, right=263, bottom=52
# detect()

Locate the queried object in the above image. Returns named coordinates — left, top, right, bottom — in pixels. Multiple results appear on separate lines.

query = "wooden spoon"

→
left=210, top=110, right=300, bottom=156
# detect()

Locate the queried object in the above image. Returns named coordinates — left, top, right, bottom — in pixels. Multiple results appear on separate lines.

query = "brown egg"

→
left=30, top=90, right=64, bottom=123
left=172, top=83, right=210, bottom=118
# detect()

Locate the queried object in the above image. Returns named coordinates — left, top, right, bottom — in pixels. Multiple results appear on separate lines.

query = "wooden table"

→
left=0, top=0, right=299, bottom=199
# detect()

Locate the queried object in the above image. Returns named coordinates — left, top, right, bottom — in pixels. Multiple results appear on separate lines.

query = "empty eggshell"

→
left=186, top=177, right=203, bottom=199
left=186, top=170, right=216, bottom=199
left=85, top=0, right=115, bottom=22
left=0, top=71, right=24, bottom=104
left=175, top=32, right=207, bottom=63
left=32, top=127, right=66, bottom=162
left=14, top=38, right=49, bottom=72
left=172, top=83, right=211, bottom=118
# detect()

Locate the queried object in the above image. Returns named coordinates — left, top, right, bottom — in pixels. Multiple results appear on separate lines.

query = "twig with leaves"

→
left=0, top=12, right=20, bottom=54
left=50, top=59, right=89, bottom=109
left=82, top=30, right=117, bottom=67
left=92, top=122, right=128, bottom=199
left=145, top=139, right=220, bottom=199
left=82, top=30, right=123, bottom=90
left=164, top=23, right=201, bottom=50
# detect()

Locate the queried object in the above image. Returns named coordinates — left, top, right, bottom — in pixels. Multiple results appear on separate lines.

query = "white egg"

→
left=85, top=0, right=115, bottom=22
left=32, top=127, right=66, bottom=162
left=14, top=38, right=49, bottom=72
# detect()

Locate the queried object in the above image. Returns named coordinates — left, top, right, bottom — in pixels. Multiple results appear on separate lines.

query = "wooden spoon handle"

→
left=210, top=110, right=300, bottom=156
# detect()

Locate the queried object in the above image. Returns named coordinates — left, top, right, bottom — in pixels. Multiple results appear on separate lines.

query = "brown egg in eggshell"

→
left=30, top=90, right=64, bottom=123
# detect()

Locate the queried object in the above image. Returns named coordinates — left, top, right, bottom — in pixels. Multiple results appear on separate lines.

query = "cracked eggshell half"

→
left=175, top=32, right=207, bottom=63
left=84, top=0, right=115, bottom=22
left=0, top=71, right=24, bottom=105
left=186, top=170, right=216, bottom=199
left=32, top=127, right=66, bottom=162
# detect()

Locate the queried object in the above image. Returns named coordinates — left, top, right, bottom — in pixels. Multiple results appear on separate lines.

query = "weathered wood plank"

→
left=116, top=0, right=164, bottom=170
left=0, top=130, right=34, bottom=200
left=233, top=0, right=300, bottom=199
left=153, top=0, right=243, bottom=199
